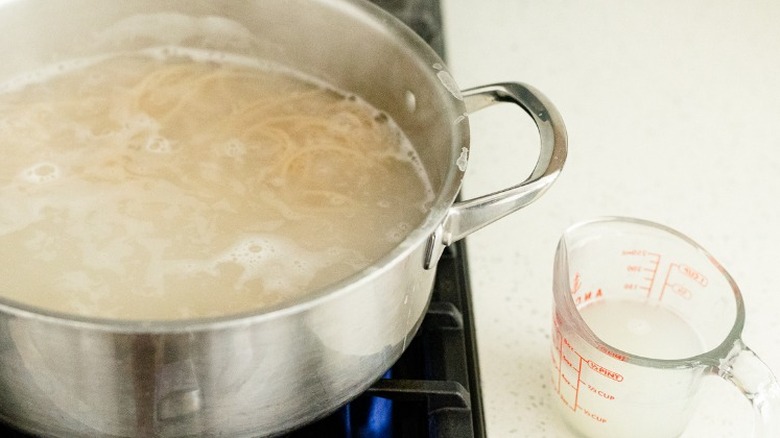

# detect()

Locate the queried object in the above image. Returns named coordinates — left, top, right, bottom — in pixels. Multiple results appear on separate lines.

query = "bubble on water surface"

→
left=144, top=136, right=174, bottom=154
left=20, top=162, right=61, bottom=184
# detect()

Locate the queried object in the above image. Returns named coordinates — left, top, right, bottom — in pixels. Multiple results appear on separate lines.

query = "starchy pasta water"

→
left=0, top=48, right=433, bottom=320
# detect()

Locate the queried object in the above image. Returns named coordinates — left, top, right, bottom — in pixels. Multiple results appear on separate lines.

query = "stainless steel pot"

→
left=0, top=0, right=567, bottom=436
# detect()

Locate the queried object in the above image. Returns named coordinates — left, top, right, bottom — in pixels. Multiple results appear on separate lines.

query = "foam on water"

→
left=0, top=48, right=435, bottom=319
left=144, top=136, right=174, bottom=154
left=20, top=162, right=62, bottom=184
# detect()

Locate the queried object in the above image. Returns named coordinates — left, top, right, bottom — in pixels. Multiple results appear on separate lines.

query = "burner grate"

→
left=287, top=242, right=486, bottom=438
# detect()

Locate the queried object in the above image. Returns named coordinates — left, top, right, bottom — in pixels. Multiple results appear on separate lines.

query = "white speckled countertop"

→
left=442, top=1, right=780, bottom=436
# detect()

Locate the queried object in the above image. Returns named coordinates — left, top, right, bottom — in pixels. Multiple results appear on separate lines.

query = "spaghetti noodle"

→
left=0, top=50, right=433, bottom=320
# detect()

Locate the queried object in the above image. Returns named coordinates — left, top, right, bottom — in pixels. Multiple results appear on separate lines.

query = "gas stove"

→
left=285, top=238, right=485, bottom=438
left=0, top=1, right=486, bottom=437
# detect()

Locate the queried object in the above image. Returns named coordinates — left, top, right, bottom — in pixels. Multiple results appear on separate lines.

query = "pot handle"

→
left=424, top=82, right=567, bottom=269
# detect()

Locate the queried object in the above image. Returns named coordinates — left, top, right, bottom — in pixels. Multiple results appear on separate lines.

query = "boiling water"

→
left=580, top=299, right=704, bottom=359
left=0, top=49, right=434, bottom=320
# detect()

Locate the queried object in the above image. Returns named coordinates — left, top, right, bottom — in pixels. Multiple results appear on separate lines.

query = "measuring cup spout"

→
left=718, top=339, right=780, bottom=438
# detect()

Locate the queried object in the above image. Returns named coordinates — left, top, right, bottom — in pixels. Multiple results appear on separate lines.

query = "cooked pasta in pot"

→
left=0, top=48, right=433, bottom=320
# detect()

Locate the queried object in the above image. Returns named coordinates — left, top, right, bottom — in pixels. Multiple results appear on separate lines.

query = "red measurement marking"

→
left=553, top=333, right=616, bottom=424
left=658, top=263, right=707, bottom=302
left=642, top=252, right=661, bottom=299
left=598, top=344, right=627, bottom=362
left=556, top=329, right=564, bottom=394
left=573, top=288, right=603, bottom=306
left=621, top=250, right=661, bottom=299
left=558, top=391, right=574, bottom=410
left=670, top=283, right=692, bottom=299
left=584, top=359, right=624, bottom=382
left=562, top=352, right=575, bottom=369
left=571, top=272, right=582, bottom=294
left=555, top=332, right=587, bottom=412
left=584, top=381, right=616, bottom=400
left=658, top=264, right=673, bottom=302
left=680, top=264, right=708, bottom=287
left=561, top=373, right=572, bottom=387
left=580, top=408, right=608, bottom=423
left=574, top=356, right=583, bottom=410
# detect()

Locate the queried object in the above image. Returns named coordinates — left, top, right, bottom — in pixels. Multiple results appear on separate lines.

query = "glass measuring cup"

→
left=551, top=217, right=780, bottom=438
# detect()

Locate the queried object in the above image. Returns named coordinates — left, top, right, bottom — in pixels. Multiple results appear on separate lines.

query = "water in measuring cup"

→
left=581, top=299, right=704, bottom=359
left=556, top=299, right=705, bottom=437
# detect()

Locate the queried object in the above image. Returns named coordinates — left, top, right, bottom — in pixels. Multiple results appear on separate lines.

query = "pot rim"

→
left=0, top=0, right=469, bottom=333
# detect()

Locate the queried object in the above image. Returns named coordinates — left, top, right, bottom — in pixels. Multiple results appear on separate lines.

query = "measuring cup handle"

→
left=717, top=339, right=780, bottom=437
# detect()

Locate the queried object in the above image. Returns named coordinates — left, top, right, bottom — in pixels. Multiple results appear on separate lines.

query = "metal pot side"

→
left=0, top=0, right=566, bottom=436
